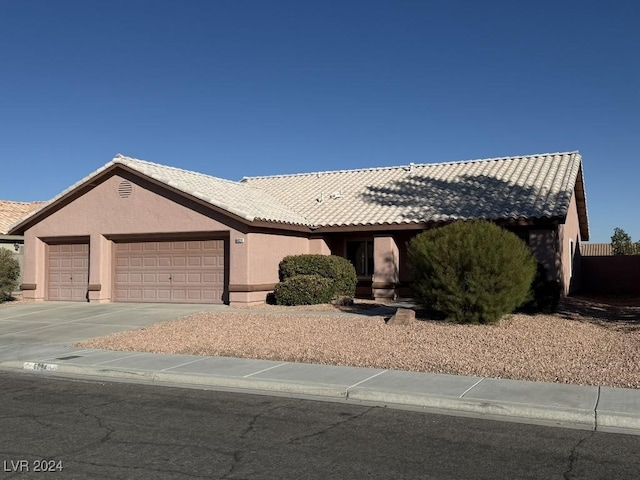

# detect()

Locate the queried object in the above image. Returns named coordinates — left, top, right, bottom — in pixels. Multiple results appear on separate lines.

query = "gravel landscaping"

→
left=76, top=295, right=640, bottom=389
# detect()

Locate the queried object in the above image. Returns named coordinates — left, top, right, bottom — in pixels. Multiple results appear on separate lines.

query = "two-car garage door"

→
left=114, top=240, right=225, bottom=304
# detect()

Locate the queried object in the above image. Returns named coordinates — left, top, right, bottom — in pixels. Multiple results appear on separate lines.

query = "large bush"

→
left=408, top=220, right=537, bottom=324
left=273, top=274, right=335, bottom=306
left=278, top=254, right=357, bottom=298
left=0, top=249, right=20, bottom=302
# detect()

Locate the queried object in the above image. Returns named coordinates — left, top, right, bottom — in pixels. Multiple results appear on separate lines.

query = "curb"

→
left=346, top=389, right=596, bottom=428
left=0, top=360, right=613, bottom=432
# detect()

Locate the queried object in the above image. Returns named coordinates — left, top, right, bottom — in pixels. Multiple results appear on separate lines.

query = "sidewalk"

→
left=1, top=342, right=639, bottom=435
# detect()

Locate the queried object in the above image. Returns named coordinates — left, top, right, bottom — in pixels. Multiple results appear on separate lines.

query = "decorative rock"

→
left=387, top=308, right=415, bottom=325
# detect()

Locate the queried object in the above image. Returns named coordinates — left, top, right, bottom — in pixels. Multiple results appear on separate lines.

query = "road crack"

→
left=287, top=406, right=376, bottom=445
left=563, top=431, right=595, bottom=479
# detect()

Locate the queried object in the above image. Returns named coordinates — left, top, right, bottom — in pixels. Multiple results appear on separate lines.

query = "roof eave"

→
left=573, top=162, right=590, bottom=241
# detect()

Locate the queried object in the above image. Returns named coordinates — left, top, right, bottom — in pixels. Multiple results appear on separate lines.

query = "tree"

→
left=0, top=249, right=20, bottom=302
left=611, top=227, right=637, bottom=255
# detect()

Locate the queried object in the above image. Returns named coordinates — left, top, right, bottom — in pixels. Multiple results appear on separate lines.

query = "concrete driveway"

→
left=0, top=302, right=226, bottom=344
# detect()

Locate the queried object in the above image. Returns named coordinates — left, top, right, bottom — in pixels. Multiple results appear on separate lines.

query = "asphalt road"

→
left=1, top=371, right=639, bottom=480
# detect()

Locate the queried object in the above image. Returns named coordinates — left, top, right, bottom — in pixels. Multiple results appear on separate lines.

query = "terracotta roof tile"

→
left=580, top=243, right=613, bottom=256
left=242, top=151, right=586, bottom=229
left=0, top=200, right=45, bottom=235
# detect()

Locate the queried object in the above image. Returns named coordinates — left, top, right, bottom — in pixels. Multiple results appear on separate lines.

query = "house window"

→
left=346, top=240, right=374, bottom=278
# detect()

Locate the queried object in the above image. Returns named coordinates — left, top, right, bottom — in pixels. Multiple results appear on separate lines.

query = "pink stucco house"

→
left=8, top=151, right=589, bottom=305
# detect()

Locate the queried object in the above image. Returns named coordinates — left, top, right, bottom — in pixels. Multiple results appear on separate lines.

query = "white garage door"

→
left=114, top=240, right=225, bottom=303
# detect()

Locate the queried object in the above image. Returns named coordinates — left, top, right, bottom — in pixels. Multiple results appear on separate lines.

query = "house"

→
left=8, top=151, right=589, bottom=305
left=0, top=200, right=46, bottom=289
left=580, top=243, right=613, bottom=256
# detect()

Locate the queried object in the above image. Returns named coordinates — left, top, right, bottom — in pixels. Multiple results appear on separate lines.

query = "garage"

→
left=114, top=239, right=225, bottom=304
left=48, top=243, right=89, bottom=301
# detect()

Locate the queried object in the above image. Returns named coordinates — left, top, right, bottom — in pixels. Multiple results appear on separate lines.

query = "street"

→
left=0, top=370, right=639, bottom=479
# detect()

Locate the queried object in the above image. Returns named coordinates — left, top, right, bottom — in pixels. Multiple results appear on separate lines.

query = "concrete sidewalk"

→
left=1, top=342, right=639, bottom=435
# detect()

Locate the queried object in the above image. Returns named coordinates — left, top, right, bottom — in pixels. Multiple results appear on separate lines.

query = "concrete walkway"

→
left=1, top=301, right=639, bottom=435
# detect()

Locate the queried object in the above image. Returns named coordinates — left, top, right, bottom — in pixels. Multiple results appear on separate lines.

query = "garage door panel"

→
left=172, top=256, right=187, bottom=267
left=115, top=239, right=225, bottom=304
left=187, top=257, right=201, bottom=267
left=48, top=243, right=89, bottom=301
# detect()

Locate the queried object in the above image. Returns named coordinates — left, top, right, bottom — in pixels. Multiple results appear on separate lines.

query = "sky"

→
left=1, top=0, right=638, bottom=242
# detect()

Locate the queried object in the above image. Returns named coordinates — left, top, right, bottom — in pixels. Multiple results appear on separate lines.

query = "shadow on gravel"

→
left=557, top=294, right=640, bottom=333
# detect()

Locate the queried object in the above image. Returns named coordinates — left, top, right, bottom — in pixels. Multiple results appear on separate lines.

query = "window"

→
left=346, top=240, right=374, bottom=278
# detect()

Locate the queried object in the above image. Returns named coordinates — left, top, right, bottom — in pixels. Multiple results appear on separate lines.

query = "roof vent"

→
left=118, top=180, right=133, bottom=198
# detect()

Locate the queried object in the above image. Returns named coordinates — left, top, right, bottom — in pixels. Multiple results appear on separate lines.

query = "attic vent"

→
left=118, top=180, right=133, bottom=198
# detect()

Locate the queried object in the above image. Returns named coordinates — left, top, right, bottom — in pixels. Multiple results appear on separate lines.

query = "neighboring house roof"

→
left=243, top=151, right=589, bottom=238
left=9, top=151, right=590, bottom=239
left=0, top=200, right=45, bottom=235
left=581, top=243, right=613, bottom=256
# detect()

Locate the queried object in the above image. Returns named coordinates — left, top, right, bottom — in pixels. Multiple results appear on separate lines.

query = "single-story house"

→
left=9, top=151, right=589, bottom=305
left=1, top=200, right=46, bottom=289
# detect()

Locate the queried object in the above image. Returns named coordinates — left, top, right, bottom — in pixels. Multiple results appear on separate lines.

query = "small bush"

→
left=273, top=274, right=335, bottom=306
left=278, top=254, right=357, bottom=298
left=519, top=263, right=562, bottom=314
left=0, top=249, right=20, bottom=302
left=408, top=220, right=537, bottom=324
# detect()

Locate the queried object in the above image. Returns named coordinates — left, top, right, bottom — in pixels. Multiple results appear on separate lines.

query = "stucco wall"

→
left=557, top=190, right=582, bottom=294
left=372, top=235, right=399, bottom=300
left=228, top=232, right=330, bottom=304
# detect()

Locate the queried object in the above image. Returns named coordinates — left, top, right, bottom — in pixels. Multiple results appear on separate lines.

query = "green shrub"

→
left=408, top=220, right=537, bottom=324
left=273, top=274, right=335, bottom=306
left=278, top=254, right=357, bottom=298
left=519, top=263, right=562, bottom=314
left=0, top=249, right=20, bottom=302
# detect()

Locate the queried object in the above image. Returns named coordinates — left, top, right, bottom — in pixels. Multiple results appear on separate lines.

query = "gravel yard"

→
left=76, top=295, right=640, bottom=389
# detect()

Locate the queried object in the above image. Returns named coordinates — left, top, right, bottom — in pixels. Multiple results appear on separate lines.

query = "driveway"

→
left=0, top=302, right=225, bottom=344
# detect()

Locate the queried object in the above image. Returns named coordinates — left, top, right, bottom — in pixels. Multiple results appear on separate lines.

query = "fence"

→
left=580, top=255, right=640, bottom=295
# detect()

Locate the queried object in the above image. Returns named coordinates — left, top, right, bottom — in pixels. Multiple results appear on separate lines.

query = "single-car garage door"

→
left=48, top=243, right=89, bottom=301
left=115, top=240, right=225, bottom=303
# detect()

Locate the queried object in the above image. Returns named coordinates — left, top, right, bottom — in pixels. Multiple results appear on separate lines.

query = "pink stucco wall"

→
left=557, top=191, right=582, bottom=294
left=372, top=235, right=399, bottom=300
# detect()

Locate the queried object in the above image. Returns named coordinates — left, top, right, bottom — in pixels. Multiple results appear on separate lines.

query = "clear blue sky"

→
left=1, top=0, right=638, bottom=242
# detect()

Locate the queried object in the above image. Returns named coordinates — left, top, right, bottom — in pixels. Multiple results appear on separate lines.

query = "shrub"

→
left=0, top=249, right=20, bottom=302
left=273, top=274, right=335, bottom=306
left=519, top=263, right=562, bottom=314
left=278, top=254, right=357, bottom=298
left=408, top=220, right=537, bottom=324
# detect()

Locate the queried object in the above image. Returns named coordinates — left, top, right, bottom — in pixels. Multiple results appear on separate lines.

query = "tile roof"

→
left=0, top=200, right=45, bottom=235
left=242, top=151, right=587, bottom=231
left=9, top=151, right=589, bottom=238
left=111, top=155, right=309, bottom=225
left=10, top=155, right=309, bottom=231
left=580, top=243, right=613, bottom=256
